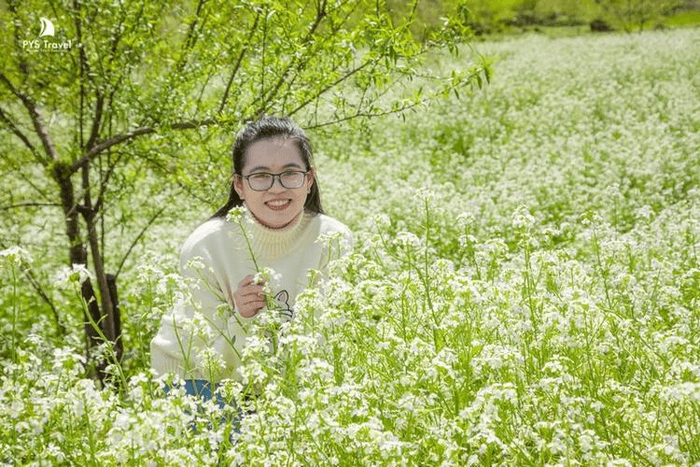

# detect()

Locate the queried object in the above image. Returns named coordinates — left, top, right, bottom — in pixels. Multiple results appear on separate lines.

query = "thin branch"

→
left=0, top=239, right=66, bottom=336
left=92, top=0, right=134, bottom=128
left=255, top=3, right=328, bottom=114
left=1, top=202, right=61, bottom=211
left=0, top=106, right=40, bottom=159
left=70, top=127, right=155, bottom=173
left=69, top=117, right=218, bottom=175
left=260, top=3, right=268, bottom=110
left=107, top=1, right=133, bottom=65
left=86, top=95, right=104, bottom=152
left=75, top=0, right=132, bottom=153
left=114, top=205, right=167, bottom=280
left=15, top=169, right=54, bottom=203
left=6, top=0, right=30, bottom=77
left=0, top=72, right=57, bottom=164
left=290, top=31, right=464, bottom=122
left=305, top=97, right=425, bottom=130
left=175, top=0, right=208, bottom=73
left=23, top=266, right=67, bottom=336
left=72, top=0, right=97, bottom=89
left=194, top=60, right=222, bottom=112
left=130, top=148, right=211, bottom=205
left=218, top=10, right=262, bottom=114
left=355, top=59, right=383, bottom=114
left=73, top=0, right=91, bottom=152
left=305, top=60, right=487, bottom=129
left=93, top=149, right=126, bottom=214
left=287, top=59, right=373, bottom=117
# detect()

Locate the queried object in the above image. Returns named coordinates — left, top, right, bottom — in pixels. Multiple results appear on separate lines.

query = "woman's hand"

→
left=234, top=274, right=267, bottom=318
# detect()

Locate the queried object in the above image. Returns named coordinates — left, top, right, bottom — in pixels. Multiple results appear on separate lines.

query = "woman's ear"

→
left=233, top=174, right=245, bottom=200
left=307, top=167, right=316, bottom=192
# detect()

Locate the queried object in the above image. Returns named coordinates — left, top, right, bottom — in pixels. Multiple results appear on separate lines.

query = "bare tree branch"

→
left=218, top=10, right=262, bottom=114
left=0, top=240, right=66, bottom=335
left=69, top=117, right=219, bottom=175
left=0, top=106, right=39, bottom=159
left=287, top=59, right=373, bottom=117
left=305, top=98, right=424, bottom=129
left=0, top=72, right=57, bottom=164
left=255, top=3, right=328, bottom=115
left=23, top=267, right=67, bottom=336
left=175, top=0, right=208, bottom=73
left=93, top=149, right=126, bottom=215
left=115, top=205, right=167, bottom=280
left=1, top=202, right=61, bottom=211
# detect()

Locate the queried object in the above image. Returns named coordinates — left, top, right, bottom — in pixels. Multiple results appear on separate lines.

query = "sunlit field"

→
left=2, top=28, right=700, bottom=465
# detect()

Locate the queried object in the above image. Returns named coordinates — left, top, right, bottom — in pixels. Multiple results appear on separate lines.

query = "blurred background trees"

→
left=406, top=0, right=698, bottom=35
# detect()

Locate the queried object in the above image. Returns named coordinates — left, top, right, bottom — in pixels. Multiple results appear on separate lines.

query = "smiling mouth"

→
left=265, top=199, right=292, bottom=210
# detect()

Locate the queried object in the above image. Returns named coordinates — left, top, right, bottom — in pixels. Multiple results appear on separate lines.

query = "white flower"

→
left=199, top=347, right=226, bottom=375
left=54, top=263, right=94, bottom=288
left=413, top=187, right=435, bottom=204
left=184, top=256, right=206, bottom=271
left=226, top=205, right=246, bottom=222
left=456, top=211, right=476, bottom=229
left=0, top=245, right=33, bottom=268
left=9, top=399, right=24, bottom=419
left=394, top=231, right=422, bottom=250
left=253, top=270, right=266, bottom=285
left=511, top=205, right=535, bottom=230
left=46, top=443, right=65, bottom=462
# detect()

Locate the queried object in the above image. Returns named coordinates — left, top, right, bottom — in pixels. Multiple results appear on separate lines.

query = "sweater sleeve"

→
left=150, top=226, right=250, bottom=382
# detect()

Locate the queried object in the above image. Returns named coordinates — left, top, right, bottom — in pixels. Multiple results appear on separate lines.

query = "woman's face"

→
left=234, top=137, right=315, bottom=230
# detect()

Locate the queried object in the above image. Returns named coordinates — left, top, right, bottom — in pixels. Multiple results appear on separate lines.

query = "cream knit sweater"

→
left=150, top=208, right=352, bottom=382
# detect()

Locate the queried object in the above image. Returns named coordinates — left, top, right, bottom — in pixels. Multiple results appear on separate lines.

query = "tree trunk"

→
left=53, top=162, right=102, bottom=350
left=53, top=161, right=122, bottom=382
left=106, top=274, right=123, bottom=363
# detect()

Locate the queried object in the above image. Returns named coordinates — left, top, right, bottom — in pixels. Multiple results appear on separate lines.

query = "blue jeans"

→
left=164, top=379, right=241, bottom=434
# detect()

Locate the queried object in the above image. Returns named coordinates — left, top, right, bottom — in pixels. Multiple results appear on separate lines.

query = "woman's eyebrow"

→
left=248, top=162, right=303, bottom=173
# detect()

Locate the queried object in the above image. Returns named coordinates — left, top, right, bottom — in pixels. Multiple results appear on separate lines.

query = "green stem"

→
left=237, top=216, right=260, bottom=272
left=11, top=266, right=18, bottom=362
left=235, top=214, right=279, bottom=355
left=236, top=216, right=276, bottom=311
left=422, top=196, right=441, bottom=351
left=75, top=283, right=127, bottom=390
left=81, top=391, right=98, bottom=466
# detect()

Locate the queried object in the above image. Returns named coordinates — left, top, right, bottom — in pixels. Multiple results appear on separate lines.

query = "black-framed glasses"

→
left=241, top=170, right=309, bottom=191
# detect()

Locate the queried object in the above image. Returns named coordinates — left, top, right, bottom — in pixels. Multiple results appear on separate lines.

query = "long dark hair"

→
left=212, top=116, right=324, bottom=218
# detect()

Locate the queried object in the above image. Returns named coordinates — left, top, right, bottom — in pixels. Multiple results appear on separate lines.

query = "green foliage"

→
left=590, top=0, right=686, bottom=32
left=435, top=0, right=699, bottom=34
left=2, top=11, right=700, bottom=467
left=0, top=0, right=487, bottom=361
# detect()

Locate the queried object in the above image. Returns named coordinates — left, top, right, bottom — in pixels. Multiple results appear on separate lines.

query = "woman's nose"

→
left=269, top=175, right=285, bottom=190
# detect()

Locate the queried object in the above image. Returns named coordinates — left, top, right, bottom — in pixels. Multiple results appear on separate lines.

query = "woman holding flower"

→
left=150, top=116, right=352, bottom=404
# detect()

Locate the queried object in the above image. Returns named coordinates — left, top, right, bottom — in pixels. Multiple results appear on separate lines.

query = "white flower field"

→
left=2, top=28, right=700, bottom=465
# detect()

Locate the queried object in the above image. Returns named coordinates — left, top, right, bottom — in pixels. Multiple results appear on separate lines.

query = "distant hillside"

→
left=385, top=0, right=700, bottom=38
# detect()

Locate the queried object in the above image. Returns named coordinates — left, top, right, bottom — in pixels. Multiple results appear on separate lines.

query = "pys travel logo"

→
left=22, top=17, right=73, bottom=52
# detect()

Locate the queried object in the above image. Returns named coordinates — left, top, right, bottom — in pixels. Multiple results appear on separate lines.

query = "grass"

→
left=665, top=9, right=700, bottom=26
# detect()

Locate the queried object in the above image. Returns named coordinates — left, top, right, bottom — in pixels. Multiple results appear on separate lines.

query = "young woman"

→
left=150, top=116, right=352, bottom=399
